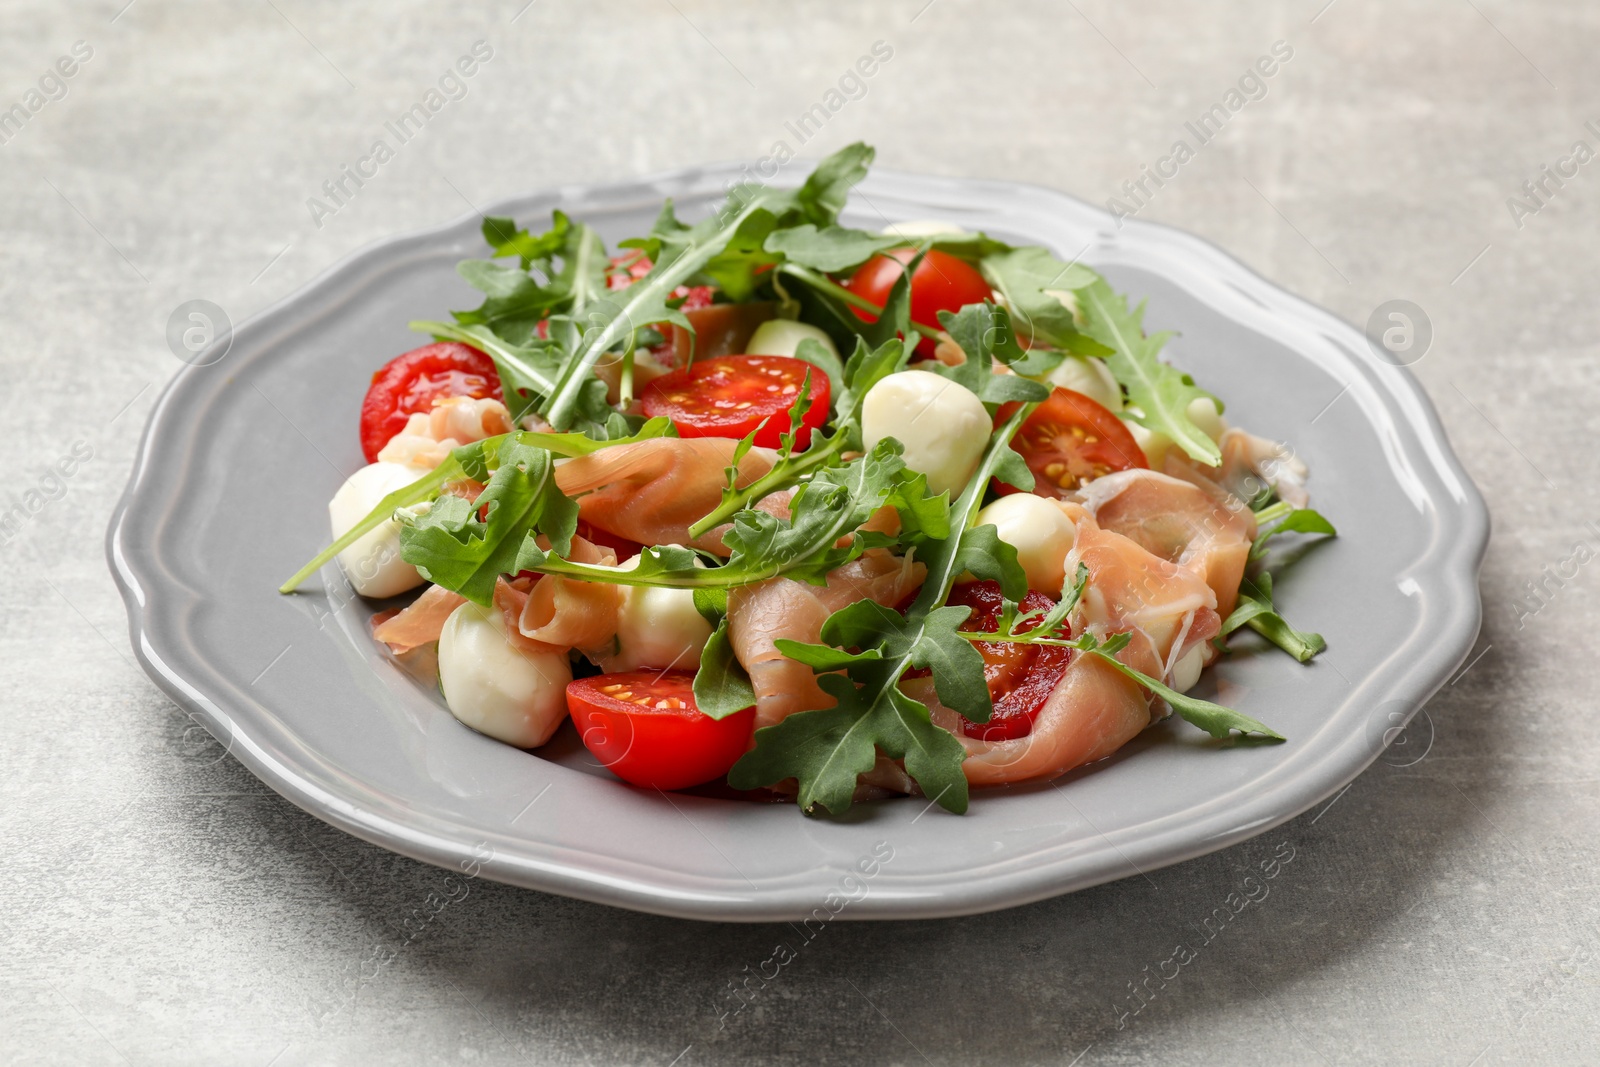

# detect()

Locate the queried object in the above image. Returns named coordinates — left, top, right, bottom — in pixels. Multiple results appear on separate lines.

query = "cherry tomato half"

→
left=639, top=355, right=830, bottom=449
left=843, top=248, right=993, bottom=356
left=567, top=670, right=755, bottom=790
left=358, top=342, right=502, bottom=463
left=947, top=581, right=1074, bottom=742
left=996, top=387, right=1147, bottom=498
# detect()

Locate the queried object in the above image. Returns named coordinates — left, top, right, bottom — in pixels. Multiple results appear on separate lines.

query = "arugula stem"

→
left=1252, top=500, right=1292, bottom=525
left=776, top=263, right=942, bottom=342
left=685, top=431, right=848, bottom=539
left=278, top=459, right=463, bottom=594
left=544, top=198, right=774, bottom=429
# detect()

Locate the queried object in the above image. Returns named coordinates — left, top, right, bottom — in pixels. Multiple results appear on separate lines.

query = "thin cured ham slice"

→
left=492, top=535, right=621, bottom=654
left=1164, top=427, right=1309, bottom=510
left=1064, top=505, right=1219, bottom=668
left=554, top=438, right=778, bottom=555
left=372, top=584, right=466, bottom=653
left=727, top=550, right=927, bottom=731
left=911, top=652, right=1155, bottom=787
left=1077, top=468, right=1256, bottom=619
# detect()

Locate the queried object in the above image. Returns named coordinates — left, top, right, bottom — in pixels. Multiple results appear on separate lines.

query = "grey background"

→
left=3, top=0, right=1595, bottom=1064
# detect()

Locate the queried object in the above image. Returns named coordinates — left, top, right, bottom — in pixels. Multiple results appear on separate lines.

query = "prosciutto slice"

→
left=1077, top=468, right=1255, bottom=619
left=727, top=550, right=927, bottom=731
left=913, top=652, right=1155, bottom=787
left=554, top=438, right=778, bottom=555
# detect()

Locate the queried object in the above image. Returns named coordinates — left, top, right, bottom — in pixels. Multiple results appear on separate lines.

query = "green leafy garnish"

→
left=727, top=403, right=1039, bottom=815
left=1249, top=503, right=1337, bottom=563
left=396, top=438, right=578, bottom=607
left=763, top=224, right=904, bottom=272
left=1221, top=573, right=1327, bottom=663
left=1075, top=277, right=1221, bottom=466
left=977, top=245, right=1106, bottom=356
left=519, top=439, right=930, bottom=590
left=693, top=620, right=758, bottom=720
left=927, top=303, right=1052, bottom=407
left=959, top=565, right=1284, bottom=741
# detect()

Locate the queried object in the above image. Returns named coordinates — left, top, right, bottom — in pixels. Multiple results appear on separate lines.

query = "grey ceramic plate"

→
left=108, top=165, right=1488, bottom=921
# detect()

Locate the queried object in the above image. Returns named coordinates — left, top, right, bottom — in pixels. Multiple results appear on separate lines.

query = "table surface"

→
left=6, top=1, right=1597, bottom=1064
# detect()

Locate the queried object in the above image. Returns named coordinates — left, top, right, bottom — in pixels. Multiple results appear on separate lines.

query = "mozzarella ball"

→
left=1170, top=645, right=1205, bottom=693
left=1187, top=396, right=1226, bottom=443
left=599, top=558, right=714, bottom=672
left=862, top=371, right=990, bottom=496
left=975, top=494, right=1079, bottom=593
left=328, top=461, right=431, bottom=598
left=746, top=319, right=840, bottom=362
left=1045, top=356, right=1121, bottom=412
left=1122, top=416, right=1171, bottom=469
left=438, top=601, right=572, bottom=748
left=1042, top=288, right=1086, bottom=327
left=882, top=219, right=969, bottom=238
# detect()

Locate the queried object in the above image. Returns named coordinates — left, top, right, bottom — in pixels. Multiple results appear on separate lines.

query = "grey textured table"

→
left=5, top=1, right=1596, bottom=1064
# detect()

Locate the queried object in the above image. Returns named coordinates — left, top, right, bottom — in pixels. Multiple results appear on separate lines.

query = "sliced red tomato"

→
left=567, top=670, right=755, bottom=790
left=996, top=387, right=1147, bottom=498
left=947, top=581, right=1074, bottom=742
left=843, top=248, right=993, bottom=356
left=639, top=355, right=830, bottom=449
left=358, top=342, right=502, bottom=463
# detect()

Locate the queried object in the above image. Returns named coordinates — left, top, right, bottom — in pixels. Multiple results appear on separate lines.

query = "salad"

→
left=281, top=143, right=1334, bottom=816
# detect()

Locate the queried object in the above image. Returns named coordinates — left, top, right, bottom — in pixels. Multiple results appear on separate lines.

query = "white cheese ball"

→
left=596, top=555, right=714, bottom=672
left=1170, top=645, right=1205, bottom=693
left=1121, top=416, right=1170, bottom=469
left=861, top=371, right=990, bottom=497
left=1187, top=396, right=1226, bottom=443
left=1045, top=356, right=1121, bottom=412
left=975, top=494, right=1078, bottom=594
left=1122, top=398, right=1226, bottom=468
left=746, top=319, right=839, bottom=362
left=438, top=601, right=572, bottom=748
left=328, top=462, right=431, bottom=598
left=882, top=219, right=969, bottom=238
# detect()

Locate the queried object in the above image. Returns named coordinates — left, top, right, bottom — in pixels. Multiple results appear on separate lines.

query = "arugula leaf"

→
left=728, top=669, right=970, bottom=815
left=950, top=523, right=1029, bottom=601
left=521, top=439, right=921, bottom=590
left=540, top=143, right=875, bottom=429
left=978, top=245, right=1107, bottom=355
left=480, top=211, right=570, bottom=270
left=698, top=208, right=782, bottom=302
left=693, top=620, right=759, bottom=720
left=1075, top=632, right=1284, bottom=740
left=1075, top=277, right=1221, bottom=466
left=728, top=402, right=1040, bottom=815
left=1220, top=572, right=1327, bottom=663
left=791, top=141, right=874, bottom=225
left=765, top=224, right=903, bottom=272
left=1249, top=505, right=1337, bottom=563
left=928, top=303, right=1052, bottom=407
left=397, top=439, right=578, bottom=607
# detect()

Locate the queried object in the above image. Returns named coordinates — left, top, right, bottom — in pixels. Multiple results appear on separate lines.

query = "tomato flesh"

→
left=997, top=387, right=1147, bottom=498
left=843, top=248, right=993, bottom=356
left=359, top=342, right=502, bottom=463
left=947, top=581, right=1073, bottom=741
left=639, top=355, right=830, bottom=449
left=567, top=670, right=755, bottom=790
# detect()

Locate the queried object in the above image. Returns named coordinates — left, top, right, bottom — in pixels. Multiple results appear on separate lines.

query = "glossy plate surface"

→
left=108, top=166, right=1488, bottom=921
